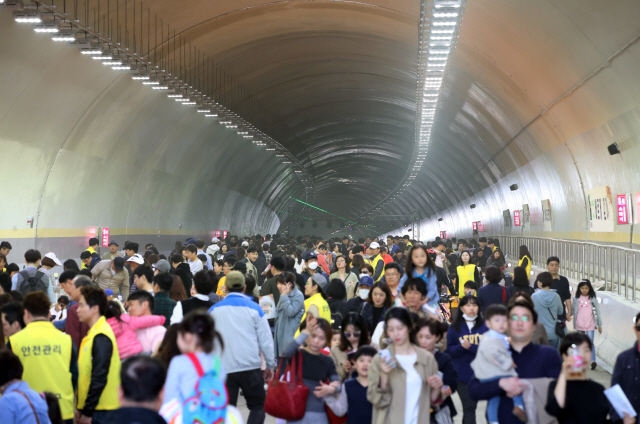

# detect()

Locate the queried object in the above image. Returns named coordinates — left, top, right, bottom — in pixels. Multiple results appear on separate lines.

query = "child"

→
left=471, top=304, right=526, bottom=423
left=464, top=281, right=478, bottom=297
left=571, top=279, right=602, bottom=370
left=104, top=300, right=166, bottom=359
left=325, top=345, right=376, bottom=424
left=162, top=311, right=225, bottom=403
left=404, top=245, right=440, bottom=308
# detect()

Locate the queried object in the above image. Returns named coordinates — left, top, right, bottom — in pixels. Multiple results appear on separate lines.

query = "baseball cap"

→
left=303, top=251, right=318, bottom=261
left=241, top=241, right=249, bottom=247
left=104, top=289, right=114, bottom=296
left=44, top=252, right=63, bottom=267
left=109, top=241, right=119, bottom=247
left=358, top=275, right=374, bottom=287
left=369, top=242, right=380, bottom=249
left=225, top=271, right=245, bottom=289
left=113, top=256, right=125, bottom=271
left=211, top=237, right=219, bottom=243
left=127, top=254, right=144, bottom=265
left=184, top=238, right=197, bottom=246
left=153, top=259, right=171, bottom=273
left=311, top=273, right=329, bottom=292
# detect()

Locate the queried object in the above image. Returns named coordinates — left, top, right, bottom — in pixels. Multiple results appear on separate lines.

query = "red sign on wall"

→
left=223, top=231, right=228, bottom=239
left=514, top=210, right=521, bottom=226
left=214, top=230, right=221, bottom=237
left=472, top=222, right=478, bottom=231
left=478, top=222, right=484, bottom=232
left=440, top=231, right=446, bottom=239
left=102, top=228, right=110, bottom=247
left=617, top=195, right=628, bottom=224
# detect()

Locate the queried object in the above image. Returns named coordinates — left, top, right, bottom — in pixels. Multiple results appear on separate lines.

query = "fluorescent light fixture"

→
left=81, top=49, right=102, bottom=55
left=283, top=161, right=292, bottom=164
left=15, top=17, right=42, bottom=23
left=433, top=13, right=458, bottom=17
left=219, top=121, right=232, bottom=124
left=276, top=155, right=285, bottom=157
left=243, top=135, right=253, bottom=139
left=131, top=76, right=150, bottom=80
left=175, top=99, right=190, bottom=102
left=92, top=56, right=113, bottom=60
left=431, top=36, right=453, bottom=40
left=167, top=94, right=182, bottom=98
left=111, top=66, right=130, bottom=70
left=433, top=21, right=457, bottom=26
left=151, top=86, right=168, bottom=89
left=432, top=30, right=454, bottom=34
left=204, top=114, right=218, bottom=117
left=226, top=125, right=238, bottom=129
left=102, top=61, right=122, bottom=65
left=142, top=81, right=160, bottom=85
left=266, top=149, right=275, bottom=151
left=182, top=102, right=196, bottom=105
left=51, top=36, right=75, bottom=41
left=34, top=27, right=59, bottom=33
left=196, top=109, right=211, bottom=113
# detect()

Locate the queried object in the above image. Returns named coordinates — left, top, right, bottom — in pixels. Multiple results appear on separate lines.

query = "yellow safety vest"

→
left=519, top=255, right=532, bottom=277
left=295, top=293, right=332, bottom=337
left=82, top=247, right=97, bottom=269
left=77, top=316, right=121, bottom=411
left=456, top=264, right=477, bottom=297
left=369, top=254, right=385, bottom=283
left=10, top=321, right=75, bottom=420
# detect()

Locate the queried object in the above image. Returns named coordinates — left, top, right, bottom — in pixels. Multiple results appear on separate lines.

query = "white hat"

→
left=369, top=242, right=380, bottom=249
left=241, top=241, right=249, bottom=247
left=44, top=252, right=63, bottom=267
left=211, top=237, right=220, bottom=243
left=127, top=253, right=144, bottom=265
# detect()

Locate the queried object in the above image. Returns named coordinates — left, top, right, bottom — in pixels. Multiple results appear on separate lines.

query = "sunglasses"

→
left=510, top=315, right=531, bottom=322
left=344, top=332, right=361, bottom=338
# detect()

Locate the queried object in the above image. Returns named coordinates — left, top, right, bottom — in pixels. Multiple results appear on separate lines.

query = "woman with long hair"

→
left=330, top=312, right=370, bottom=381
left=274, top=272, right=305, bottom=357
left=330, top=256, right=359, bottom=300
left=360, top=281, right=393, bottom=334
left=518, top=245, right=532, bottom=277
left=445, top=295, right=487, bottom=424
left=367, top=308, right=441, bottom=424
left=509, top=266, right=534, bottom=297
left=490, top=248, right=506, bottom=269
left=169, top=275, right=187, bottom=302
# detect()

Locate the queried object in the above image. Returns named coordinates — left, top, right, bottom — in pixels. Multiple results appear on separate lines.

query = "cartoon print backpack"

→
left=182, top=353, right=228, bottom=424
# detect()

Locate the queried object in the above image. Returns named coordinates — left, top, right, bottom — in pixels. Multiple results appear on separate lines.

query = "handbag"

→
left=325, top=400, right=348, bottom=424
left=548, top=309, right=565, bottom=339
left=264, top=352, right=309, bottom=420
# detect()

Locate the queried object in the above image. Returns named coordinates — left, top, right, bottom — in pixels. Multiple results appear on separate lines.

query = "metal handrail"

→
left=493, top=235, right=639, bottom=302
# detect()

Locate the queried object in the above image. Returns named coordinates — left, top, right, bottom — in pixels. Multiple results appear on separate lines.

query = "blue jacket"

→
left=477, top=282, right=509, bottom=316
left=468, top=342, right=562, bottom=424
left=0, top=380, right=51, bottom=424
left=611, top=342, right=640, bottom=422
left=445, top=321, right=488, bottom=383
left=209, top=293, right=276, bottom=373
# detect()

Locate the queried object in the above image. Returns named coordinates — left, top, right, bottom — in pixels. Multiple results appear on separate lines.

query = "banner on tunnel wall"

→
left=514, top=210, right=521, bottom=226
left=541, top=199, right=553, bottom=232
left=617, top=195, right=629, bottom=225
left=101, top=228, right=110, bottom=247
left=503, top=210, right=511, bottom=228
left=587, top=186, right=614, bottom=232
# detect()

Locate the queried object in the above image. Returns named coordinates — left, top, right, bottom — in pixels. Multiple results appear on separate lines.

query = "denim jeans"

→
left=576, top=330, right=596, bottom=361
left=480, top=376, right=524, bottom=423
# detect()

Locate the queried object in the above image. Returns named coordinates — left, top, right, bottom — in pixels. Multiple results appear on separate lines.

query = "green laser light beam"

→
left=288, top=197, right=377, bottom=229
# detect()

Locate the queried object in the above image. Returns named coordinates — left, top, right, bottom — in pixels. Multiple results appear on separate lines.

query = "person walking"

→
left=571, top=279, right=602, bottom=370
left=532, top=272, right=564, bottom=350
left=477, top=266, right=510, bottom=316
left=91, top=257, right=130, bottom=303
left=508, top=266, right=534, bottom=297
left=273, top=272, right=305, bottom=357
left=610, top=311, right=640, bottom=423
left=330, top=256, right=359, bottom=300
left=367, top=307, right=441, bottom=424
left=209, top=271, right=275, bottom=424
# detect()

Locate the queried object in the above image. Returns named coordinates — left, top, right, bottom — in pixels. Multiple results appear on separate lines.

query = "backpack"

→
left=182, top=353, right=228, bottom=424
left=18, top=270, right=48, bottom=296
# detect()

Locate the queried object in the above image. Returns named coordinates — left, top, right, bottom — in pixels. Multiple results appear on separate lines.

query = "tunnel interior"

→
left=1, top=0, right=639, bottom=257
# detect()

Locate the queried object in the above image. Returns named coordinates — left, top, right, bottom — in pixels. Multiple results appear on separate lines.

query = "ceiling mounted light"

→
left=33, top=26, right=59, bottom=33
left=433, top=12, right=458, bottom=17
left=131, top=75, right=150, bottom=80
left=80, top=49, right=102, bottom=55
left=182, top=102, right=196, bottom=105
left=111, top=66, right=130, bottom=70
left=151, top=86, right=169, bottom=89
left=15, top=17, right=42, bottom=23
left=142, top=81, right=160, bottom=85
left=175, top=98, right=190, bottom=102
left=91, top=56, right=113, bottom=60
left=204, top=114, right=218, bottom=117
left=167, top=94, right=182, bottom=98
left=51, top=36, right=75, bottom=41
left=102, top=61, right=122, bottom=65
left=196, top=109, right=211, bottom=113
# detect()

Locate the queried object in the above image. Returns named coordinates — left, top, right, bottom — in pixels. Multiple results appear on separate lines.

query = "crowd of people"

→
left=0, top=234, right=638, bottom=424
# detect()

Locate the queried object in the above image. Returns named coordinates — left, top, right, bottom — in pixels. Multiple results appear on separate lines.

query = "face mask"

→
left=359, top=289, right=370, bottom=300
left=463, top=313, right=477, bottom=321
left=308, top=262, right=319, bottom=270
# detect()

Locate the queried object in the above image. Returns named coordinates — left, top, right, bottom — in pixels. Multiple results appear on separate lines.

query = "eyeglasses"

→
left=344, top=332, right=361, bottom=338
left=361, top=271, right=369, bottom=274
left=510, top=315, right=530, bottom=322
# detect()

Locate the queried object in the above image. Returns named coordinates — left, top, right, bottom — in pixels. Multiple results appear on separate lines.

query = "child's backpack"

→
left=182, top=353, right=228, bottom=424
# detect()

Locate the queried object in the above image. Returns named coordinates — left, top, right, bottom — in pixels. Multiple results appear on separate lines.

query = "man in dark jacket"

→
left=610, top=312, right=640, bottom=423
left=284, top=256, right=306, bottom=293
left=340, top=236, right=350, bottom=257
left=170, top=253, right=193, bottom=294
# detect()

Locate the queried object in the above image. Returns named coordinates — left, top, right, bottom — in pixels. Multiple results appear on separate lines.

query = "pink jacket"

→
left=107, top=314, right=166, bottom=359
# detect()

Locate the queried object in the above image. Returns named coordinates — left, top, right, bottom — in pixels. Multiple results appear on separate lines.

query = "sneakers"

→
left=591, top=361, right=597, bottom=370
left=513, top=405, right=528, bottom=422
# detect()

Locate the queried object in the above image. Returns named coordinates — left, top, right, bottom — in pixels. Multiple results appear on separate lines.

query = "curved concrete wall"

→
left=0, top=11, right=306, bottom=258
